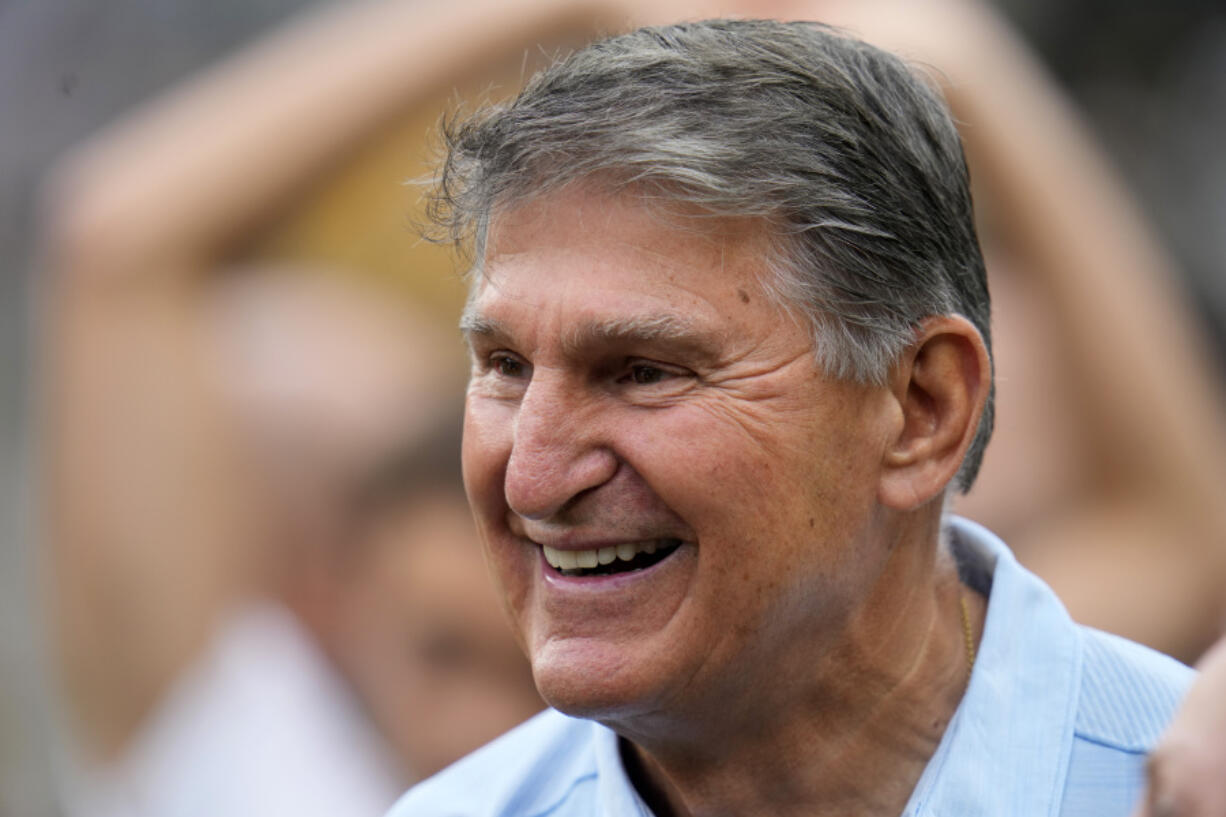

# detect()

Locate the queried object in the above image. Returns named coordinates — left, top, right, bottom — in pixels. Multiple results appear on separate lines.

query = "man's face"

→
left=462, top=186, right=897, bottom=727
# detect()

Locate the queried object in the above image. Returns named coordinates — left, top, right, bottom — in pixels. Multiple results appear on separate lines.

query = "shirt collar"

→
left=903, top=516, right=1080, bottom=817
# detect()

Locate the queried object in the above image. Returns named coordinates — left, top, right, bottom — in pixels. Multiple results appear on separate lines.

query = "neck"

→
left=615, top=515, right=983, bottom=817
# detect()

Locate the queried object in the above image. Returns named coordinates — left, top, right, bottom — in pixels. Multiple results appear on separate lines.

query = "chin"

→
left=529, top=641, right=672, bottom=723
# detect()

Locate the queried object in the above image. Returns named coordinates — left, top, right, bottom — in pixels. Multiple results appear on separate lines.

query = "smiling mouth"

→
left=541, top=538, right=683, bottom=577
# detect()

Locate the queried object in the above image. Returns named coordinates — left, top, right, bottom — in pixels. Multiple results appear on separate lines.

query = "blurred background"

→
left=2, top=1, right=1224, bottom=815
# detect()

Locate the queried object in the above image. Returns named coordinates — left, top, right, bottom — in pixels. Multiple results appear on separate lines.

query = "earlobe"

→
left=878, top=316, right=990, bottom=511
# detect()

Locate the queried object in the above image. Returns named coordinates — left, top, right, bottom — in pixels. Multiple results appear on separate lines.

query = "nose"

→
left=504, top=373, right=617, bottom=521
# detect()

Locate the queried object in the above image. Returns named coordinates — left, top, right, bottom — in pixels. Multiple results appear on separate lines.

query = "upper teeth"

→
left=542, top=540, right=671, bottom=571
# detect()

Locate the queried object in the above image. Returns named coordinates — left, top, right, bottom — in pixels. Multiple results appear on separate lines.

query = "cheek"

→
left=462, top=397, right=512, bottom=513
left=617, top=400, right=877, bottom=575
left=616, top=402, right=800, bottom=523
left=462, top=397, right=536, bottom=641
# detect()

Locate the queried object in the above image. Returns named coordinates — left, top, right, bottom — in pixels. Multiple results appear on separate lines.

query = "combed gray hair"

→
left=429, top=18, right=994, bottom=491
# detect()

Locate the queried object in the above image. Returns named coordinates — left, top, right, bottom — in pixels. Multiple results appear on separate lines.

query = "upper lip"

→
left=524, top=533, right=682, bottom=551
left=508, top=517, right=689, bottom=550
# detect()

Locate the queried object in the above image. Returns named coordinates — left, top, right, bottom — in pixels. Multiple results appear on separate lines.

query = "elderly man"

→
left=393, top=19, right=1191, bottom=817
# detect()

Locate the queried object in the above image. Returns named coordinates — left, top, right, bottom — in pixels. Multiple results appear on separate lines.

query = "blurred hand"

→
left=1134, top=636, right=1226, bottom=817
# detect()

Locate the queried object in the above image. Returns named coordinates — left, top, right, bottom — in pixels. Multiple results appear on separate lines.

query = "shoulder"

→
left=387, top=709, right=601, bottom=817
left=1074, top=626, right=1194, bottom=752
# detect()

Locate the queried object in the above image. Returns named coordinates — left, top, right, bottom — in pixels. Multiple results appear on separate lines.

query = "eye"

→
left=629, top=364, right=669, bottom=385
left=618, top=360, right=689, bottom=388
left=491, top=353, right=528, bottom=378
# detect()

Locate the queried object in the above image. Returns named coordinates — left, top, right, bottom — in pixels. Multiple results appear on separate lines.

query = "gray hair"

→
left=429, top=18, right=994, bottom=491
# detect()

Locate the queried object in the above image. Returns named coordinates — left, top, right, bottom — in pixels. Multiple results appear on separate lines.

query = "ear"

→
left=877, top=315, right=991, bottom=510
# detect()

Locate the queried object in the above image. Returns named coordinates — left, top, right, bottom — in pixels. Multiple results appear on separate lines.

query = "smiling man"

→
left=392, top=19, right=1192, bottom=817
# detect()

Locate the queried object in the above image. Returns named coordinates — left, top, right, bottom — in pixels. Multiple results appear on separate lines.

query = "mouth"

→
left=541, top=538, right=683, bottom=578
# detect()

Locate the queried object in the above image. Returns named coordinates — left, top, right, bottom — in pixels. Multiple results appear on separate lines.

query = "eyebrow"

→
left=458, top=309, right=504, bottom=339
left=460, top=307, right=725, bottom=363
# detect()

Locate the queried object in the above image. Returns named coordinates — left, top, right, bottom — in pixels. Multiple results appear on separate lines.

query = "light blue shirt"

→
left=390, top=517, right=1193, bottom=817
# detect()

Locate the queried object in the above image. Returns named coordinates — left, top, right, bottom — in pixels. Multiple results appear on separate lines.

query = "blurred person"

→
left=324, top=472, right=543, bottom=780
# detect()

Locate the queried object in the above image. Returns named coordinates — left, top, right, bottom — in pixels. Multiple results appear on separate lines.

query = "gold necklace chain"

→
left=959, top=593, right=977, bottom=676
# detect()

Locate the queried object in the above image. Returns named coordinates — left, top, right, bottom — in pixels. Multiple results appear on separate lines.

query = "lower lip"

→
left=536, top=545, right=686, bottom=592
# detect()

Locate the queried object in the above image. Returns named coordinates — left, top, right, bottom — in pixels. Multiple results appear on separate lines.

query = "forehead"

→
left=464, top=186, right=791, bottom=347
